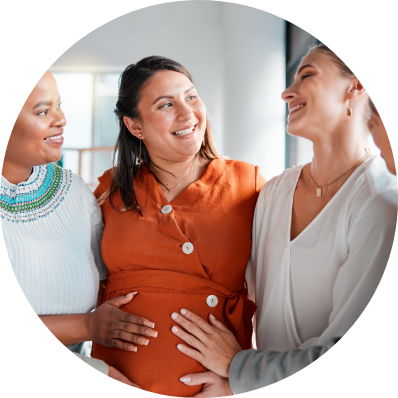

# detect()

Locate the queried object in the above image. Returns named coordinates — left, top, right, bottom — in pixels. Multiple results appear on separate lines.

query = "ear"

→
left=347, top=78, right=367, bottom=101
left=123, top=116, right=144, bottom=139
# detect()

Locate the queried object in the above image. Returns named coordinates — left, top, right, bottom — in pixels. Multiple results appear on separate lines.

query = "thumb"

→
left=208, top=314, right=230, bottom=332
left=107, top=292, right=138, bottom=308
left=180, top=371, right=217, bottom=386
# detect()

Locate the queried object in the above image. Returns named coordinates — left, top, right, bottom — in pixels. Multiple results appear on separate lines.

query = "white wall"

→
left=50, top=1, right=286, bottom=180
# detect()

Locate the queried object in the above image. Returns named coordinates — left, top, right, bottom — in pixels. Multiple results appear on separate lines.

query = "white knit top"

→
left=1, top=164, right=108, bottom=315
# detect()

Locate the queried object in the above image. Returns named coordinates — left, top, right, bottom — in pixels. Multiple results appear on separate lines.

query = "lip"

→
left=288, top=101, right=306, bottom=119
left=44, top=130, right=64, bottom=145
left=171, top=124, right=197, bottom=139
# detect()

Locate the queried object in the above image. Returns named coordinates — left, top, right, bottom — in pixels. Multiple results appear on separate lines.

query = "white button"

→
left=182, top=242, right=194, bottom=254
left=161, top=205, right=172, bottom=214
left=206, top=295, right=218, bottom=307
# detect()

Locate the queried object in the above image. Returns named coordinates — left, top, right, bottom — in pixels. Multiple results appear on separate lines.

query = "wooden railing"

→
left=62, top=147, right=114, bottom=177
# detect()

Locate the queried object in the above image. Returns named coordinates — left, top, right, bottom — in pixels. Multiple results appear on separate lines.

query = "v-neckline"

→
left=140, top=158, right=226, bottom=207
left=289, top=156, right=375, bottom=245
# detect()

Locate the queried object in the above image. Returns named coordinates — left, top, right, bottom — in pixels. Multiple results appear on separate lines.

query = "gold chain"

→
left=310, top=148, right=370, bottom=197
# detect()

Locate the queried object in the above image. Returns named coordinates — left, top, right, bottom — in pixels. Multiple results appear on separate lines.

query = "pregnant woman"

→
left=90, top=56, right=264, bottom=396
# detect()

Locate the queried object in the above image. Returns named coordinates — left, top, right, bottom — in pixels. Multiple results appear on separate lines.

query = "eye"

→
left=187, top=95, right=196, bottom=101
left=38, top=110, right=49, bottom=116
left=56, top=102, right=62, bottom=109
left=301, top=74, right=311, bottom=81
left=159, top=102, right=172, bottom=109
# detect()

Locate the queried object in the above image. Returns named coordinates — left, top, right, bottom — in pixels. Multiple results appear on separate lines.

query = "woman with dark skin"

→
left=1, top=71, right=159, bottom=387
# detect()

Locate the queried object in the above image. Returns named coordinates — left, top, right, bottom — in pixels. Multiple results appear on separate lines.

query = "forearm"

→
left=229, top=337, right=340, bottom=394
left=39, top=313, right=90, bottom=346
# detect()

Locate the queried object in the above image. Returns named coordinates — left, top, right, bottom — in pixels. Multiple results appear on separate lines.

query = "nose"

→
left=54, top=109, right=66, bottom=127
left=176, top=100, right=194, bottom=122
left=281, top=83, right=297, bottom=103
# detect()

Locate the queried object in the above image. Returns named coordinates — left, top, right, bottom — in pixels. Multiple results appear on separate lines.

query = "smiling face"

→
left=282, top=52, right=353, bottom=141
left=125, top=70, right=207, bottom=163
left=6, top=71, right=66, bottom=169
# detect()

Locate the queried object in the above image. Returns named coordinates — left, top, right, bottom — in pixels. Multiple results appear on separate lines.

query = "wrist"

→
left=226, top=350, right=240, bottom=377
left=83, top=312, right=93, bottom=341
left=225, top=378, right=233, bottom=396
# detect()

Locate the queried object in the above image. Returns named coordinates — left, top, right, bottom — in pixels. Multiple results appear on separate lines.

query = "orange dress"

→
left=91, top=159, right=265, bottom=396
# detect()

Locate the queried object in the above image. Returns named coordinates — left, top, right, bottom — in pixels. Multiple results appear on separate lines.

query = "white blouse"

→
left=247, top=156, right=397, bottom=351
left=1, top=164, right=108, bottom=315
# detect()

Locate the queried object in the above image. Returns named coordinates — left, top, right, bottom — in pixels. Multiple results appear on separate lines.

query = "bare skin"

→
left=284, top=52, right=370, bottom=240
left=123, top=70, right=209, bottom=202
left=172, top=52, right=373, bottom=397
left=4, top=71, right=159, bottom=387
left=368, top=107, right=396, bottom=175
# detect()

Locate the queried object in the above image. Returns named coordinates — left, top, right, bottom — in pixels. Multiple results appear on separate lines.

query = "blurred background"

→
left=50, top=1, right=379, bottom=189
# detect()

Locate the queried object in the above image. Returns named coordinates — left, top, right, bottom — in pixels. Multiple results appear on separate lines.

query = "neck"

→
left=148, top=153, right=205, bottom=190
left=2, top=158, right=33, bottom=185
left=310, top=122, right=368, bottom=186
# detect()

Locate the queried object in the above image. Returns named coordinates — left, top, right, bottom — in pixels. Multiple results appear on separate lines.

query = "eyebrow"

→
left=294, top=64, right=317, bottom=79
left=152, top=86, right=196, bottom=105
left=32, top=96, right=61, bottom=110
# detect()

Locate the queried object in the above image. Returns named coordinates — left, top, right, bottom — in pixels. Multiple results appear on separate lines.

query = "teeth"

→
left=172, top=126, right=195, bottom=136
left=290, top=104, right=305, bottom=112
left=45, top=135, right=62, bottom=141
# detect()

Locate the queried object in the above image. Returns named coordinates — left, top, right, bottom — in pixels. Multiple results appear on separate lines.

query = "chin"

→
left=43, top=151, right=62, bottom=166
left=286, top=120, right=314, bottom=141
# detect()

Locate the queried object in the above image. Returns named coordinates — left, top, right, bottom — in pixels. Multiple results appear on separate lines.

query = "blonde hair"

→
left=303, top=44, right=371, bottom=124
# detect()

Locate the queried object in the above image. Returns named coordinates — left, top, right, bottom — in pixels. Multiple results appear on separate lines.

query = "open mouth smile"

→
left=289, top=103, right=306, bottom=118
left=44, top=131, right=64, bottom=145
left=171, top=124, right=197, bottom=137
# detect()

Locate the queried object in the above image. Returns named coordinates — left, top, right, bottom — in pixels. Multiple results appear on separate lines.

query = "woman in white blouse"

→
left=1, top=71, right=157, bottom=386
left=168, top=44, right=397, bottom=396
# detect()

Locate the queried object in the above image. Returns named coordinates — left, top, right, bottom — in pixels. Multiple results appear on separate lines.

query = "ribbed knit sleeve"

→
left=74, top=175, right=108, bottom=281
left=1, top=165, right=107, bottom=315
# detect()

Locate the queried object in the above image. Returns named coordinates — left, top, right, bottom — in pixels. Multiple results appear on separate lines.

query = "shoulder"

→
left=347, top=156, right=397, bottom=227
left=221, top=159, right=266, bottom=193
left=222, top=159, right=257, bottom=174
left=258, top=164, right=303, bottom=204
left=362, top=156, right=397, bottom=198
left=96, top=168, right=115, bottom=190
left=350, top=156, right=397, bottom=211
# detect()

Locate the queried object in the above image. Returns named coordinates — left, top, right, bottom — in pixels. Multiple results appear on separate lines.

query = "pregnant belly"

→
left=92, top=289, right=231, bottom=396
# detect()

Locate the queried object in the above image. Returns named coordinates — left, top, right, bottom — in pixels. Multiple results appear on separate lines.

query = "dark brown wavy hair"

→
left=99, top=56, right=221, bottom=214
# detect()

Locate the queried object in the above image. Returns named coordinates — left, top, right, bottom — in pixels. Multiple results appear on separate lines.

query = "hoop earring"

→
left=347, top=103, right=352, bottom=116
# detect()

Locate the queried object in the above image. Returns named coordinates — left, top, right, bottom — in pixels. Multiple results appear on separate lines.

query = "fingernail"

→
left=126, top=292, right=137, bottom=298
left=180, top=376, right=191, bottom=383
left=180, top=309, right=187, bottom=316
left=144, top=329, right=156, bottom=337
left=209, top=314, right=215, bottom=320
left=177, top=344, right=183, bottom=350
left=144, top=320, right=155, bottom=328
left=128, top=346, right=137, bottom=352
left=172, top=326, right=178, bottom=333
left=171, top=312, right=178, bottom=320
left=138, top=338, right=149, bottom=345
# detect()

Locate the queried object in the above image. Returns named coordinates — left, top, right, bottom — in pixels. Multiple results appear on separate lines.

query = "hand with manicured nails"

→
left=87, top=292, right=158, bottom=351
left=108, top=365, right=142, bottom=388
left=170, top=309, right=242, bottom=377
left=180, top=371, right=232, bottom=397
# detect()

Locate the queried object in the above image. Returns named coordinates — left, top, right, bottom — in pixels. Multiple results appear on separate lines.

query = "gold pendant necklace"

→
left=310, top=148, right=370, bottom=197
